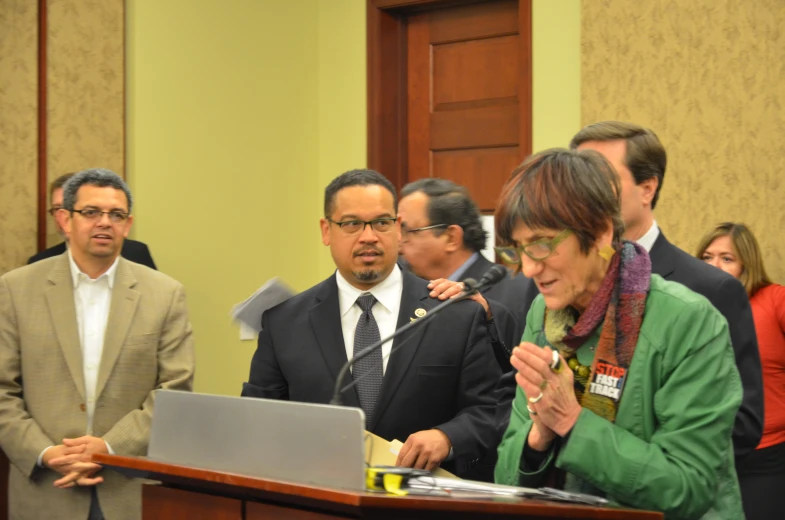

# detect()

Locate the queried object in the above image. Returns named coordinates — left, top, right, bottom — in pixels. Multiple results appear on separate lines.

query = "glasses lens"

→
left=109, top=211, right=127, bottom=222
left=524, top=242, right=552, bottom=260
left=340, top=221, right=363, bottom=234
left=371, top=219, right=393, bottom=232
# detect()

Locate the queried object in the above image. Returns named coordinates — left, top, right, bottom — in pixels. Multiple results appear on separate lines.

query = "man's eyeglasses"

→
left=400, top=223, right=447, bottom=240
left=494, top=229, right=573, bottom=267
left=47, top=206, right=63, bottom=217
left=327, top=217, right=397, bottom=235
left=71, top=207, right=130, bottom=224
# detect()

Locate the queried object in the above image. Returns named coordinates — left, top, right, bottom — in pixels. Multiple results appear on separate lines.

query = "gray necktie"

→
left=352, top=294, right=383, bottom=422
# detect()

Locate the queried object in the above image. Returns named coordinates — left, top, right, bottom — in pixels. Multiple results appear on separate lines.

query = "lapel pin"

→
left=414, top=308, right=427, bottom=318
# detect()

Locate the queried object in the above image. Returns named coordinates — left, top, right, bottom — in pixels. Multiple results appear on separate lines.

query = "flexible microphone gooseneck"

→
left=329, top=264, right=508, bottom=406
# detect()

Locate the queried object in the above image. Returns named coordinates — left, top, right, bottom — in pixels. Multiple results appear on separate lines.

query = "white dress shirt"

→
left=636, top=220, right=660, bottom=253
left=335, top=265, right=403, bottom=373
left=36, top=252, right=118, bottom=466
left=68, top=250, right=119, bottom=434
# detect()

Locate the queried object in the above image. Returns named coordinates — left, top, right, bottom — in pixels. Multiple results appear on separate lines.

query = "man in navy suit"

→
left=28, top=173, right=156, bottom=270
left=242, top=169, right=501, bottom=478
left=518, top=121, right=763, bottom=462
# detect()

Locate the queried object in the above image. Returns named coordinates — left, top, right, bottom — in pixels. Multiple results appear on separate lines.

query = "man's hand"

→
left=53, top=462, right=104, bottom=489
left=395, top=429, right=452, bottom=471
left=427, top=278, right=491, bottom=319
left=42, top=444, right=87, bottom=475
left=47, top=436, right=109, bottom=470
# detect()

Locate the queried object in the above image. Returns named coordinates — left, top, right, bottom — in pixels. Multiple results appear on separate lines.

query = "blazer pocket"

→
left=125, top=332, right=159, bottom=346
left=417, top=365, right=456, bottom=378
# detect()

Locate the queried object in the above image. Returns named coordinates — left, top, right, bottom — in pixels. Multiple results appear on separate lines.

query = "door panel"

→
left=404, top=0, right=530, bottom=212
left=368, top=0, right=531, bottom=213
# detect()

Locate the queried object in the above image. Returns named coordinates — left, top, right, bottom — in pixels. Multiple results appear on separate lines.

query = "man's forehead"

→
left=333, top=185, right=395, bottom=215
left=76, top=185, right=129, bottom=208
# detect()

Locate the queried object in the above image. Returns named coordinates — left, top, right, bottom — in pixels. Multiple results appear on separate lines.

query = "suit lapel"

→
left=309, top=277, right=361, bottom=408
left=95, top=259, right=140, bottom=399
left=45, top=255, right=86, bottom=400
left=370, top=271, right=430, bottom=430
left=649, top=232, right=675, bottom=279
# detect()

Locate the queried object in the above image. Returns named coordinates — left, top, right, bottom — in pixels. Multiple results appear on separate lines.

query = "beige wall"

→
left=0, top=0, right=38, bottom=274
left=582, top=0, right=785, bottom=282
left=128, top=0, right=327, bottom=396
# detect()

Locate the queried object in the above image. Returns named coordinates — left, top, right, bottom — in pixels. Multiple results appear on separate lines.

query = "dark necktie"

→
left=352, top=294, right=383, bottom=422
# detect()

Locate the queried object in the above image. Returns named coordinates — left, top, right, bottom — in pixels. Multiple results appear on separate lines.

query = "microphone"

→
left=329, top=265, right=507, bottom=407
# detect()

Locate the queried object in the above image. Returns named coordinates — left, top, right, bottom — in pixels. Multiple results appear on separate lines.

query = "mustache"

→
left=353, top=247, right=383, bottom=257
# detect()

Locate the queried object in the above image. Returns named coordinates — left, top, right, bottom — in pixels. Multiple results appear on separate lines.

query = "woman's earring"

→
left=599, top=245, right=616, bottom=261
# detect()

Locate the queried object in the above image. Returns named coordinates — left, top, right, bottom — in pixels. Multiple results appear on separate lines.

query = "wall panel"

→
left=0, top=0, right=39, bottom=274
left=582, top=0, right=785, bottom=282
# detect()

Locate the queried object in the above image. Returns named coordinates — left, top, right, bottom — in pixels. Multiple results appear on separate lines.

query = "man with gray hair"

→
left=0, top=168, right=195, bottom=519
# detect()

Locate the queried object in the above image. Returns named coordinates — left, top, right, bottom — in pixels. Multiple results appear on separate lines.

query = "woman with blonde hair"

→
left=697, top=222, right=785, bottom=520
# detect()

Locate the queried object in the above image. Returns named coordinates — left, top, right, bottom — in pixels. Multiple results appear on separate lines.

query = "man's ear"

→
left=320, top=218, right=331, bottom=246
left=443, top=225, right=464, bottom=253
left=57, top=209, right=71, bottom=237
left=639, top=177, right=659, bottom=207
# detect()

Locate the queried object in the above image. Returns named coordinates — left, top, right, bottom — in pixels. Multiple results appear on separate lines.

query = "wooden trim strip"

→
left=37, top=0, right=48, bottom=253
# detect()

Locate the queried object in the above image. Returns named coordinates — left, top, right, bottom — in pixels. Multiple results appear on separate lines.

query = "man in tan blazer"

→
left=0, top=169, right=195, bottom=520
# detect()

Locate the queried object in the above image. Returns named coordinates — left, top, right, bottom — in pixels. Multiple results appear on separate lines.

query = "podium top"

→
left=93, top=454, right=663, bottom=520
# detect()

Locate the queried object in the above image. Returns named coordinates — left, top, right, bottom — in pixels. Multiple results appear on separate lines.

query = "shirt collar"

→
left=636, top=220, right=660, bottom=253
left=448, top=252, right=480, bottom=282
left=336, top=264, right=403, bottom=317
left=68, top=248, right=120, bottom=289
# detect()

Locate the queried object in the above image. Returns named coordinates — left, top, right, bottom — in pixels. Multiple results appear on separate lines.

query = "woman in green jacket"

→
left=493, top=148, right=743, bottom=519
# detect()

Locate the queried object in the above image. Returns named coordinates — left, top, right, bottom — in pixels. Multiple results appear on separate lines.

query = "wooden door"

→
left=368, top=0, right=531, bottom=213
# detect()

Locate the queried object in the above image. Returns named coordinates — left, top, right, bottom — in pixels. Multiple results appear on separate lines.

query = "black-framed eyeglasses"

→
left=48, top=206, right=63, bottom=217
left=71, top=207, right=130, bottom=224
left=494, top=229, right=573, bottom=266
left=400, top=223, right=447, bottom=240
left=326, top=217, right=397, bottom=235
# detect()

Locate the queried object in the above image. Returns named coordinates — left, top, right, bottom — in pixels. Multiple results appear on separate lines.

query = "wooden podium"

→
left=94, top=454, right=662, bottom=520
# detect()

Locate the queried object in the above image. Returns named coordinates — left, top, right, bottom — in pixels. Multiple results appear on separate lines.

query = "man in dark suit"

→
left=397, top=178, right=530, bottom=371
left=28, top=172, right=157, bottom=269
left=242, top=169, right=502, bottom=478
left=519, top=121, right=763, bottom=461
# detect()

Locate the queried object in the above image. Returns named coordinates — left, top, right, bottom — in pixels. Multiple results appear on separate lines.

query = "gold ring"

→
left=526, top=405, right=537, bottom=415
left=528, top=391, right=544, bottom=404
left=550, top=350, right=564, bottom=373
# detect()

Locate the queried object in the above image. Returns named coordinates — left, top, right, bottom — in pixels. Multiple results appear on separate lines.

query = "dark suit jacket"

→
left=461, top=255, right=531, bottom=369
left=27, top=239, right=157, bottom=270
left=517, top=232, right=764, bottom=459
left=649, top=232, right=763, bottom=459
left=241, top=270, right=503, bottom=477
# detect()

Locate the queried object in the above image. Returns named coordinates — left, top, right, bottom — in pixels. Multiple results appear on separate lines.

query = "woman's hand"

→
left=511, top=342, right=583, bottom=438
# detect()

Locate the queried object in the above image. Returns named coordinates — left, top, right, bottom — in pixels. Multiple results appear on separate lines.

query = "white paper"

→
left=231, top=277, right=296, bottom=333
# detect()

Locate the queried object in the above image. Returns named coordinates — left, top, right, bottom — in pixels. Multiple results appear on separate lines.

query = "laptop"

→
left=148, top=390, right=367, bottom=491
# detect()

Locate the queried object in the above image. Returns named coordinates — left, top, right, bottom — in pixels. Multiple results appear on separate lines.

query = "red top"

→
left=751, top=283, right=785, bottom=449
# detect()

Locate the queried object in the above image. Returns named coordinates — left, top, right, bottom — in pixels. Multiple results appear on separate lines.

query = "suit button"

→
left=79, top=403, right=86, bottom=412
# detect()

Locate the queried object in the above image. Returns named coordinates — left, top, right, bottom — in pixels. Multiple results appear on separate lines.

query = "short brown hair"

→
left=50, top=173, right=76, bottom=198
left=695, top=223, right=772, bottom=297
left=496, top=148, right=624, bottom=254
left=570, top=121, right=667, bottom=209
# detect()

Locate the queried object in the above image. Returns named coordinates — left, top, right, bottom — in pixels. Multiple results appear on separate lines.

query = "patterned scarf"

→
left=543, top=241, right=651, bottom=423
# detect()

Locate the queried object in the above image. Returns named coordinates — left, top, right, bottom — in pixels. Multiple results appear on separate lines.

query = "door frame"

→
left=367, top=0, right=532, bottom=192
